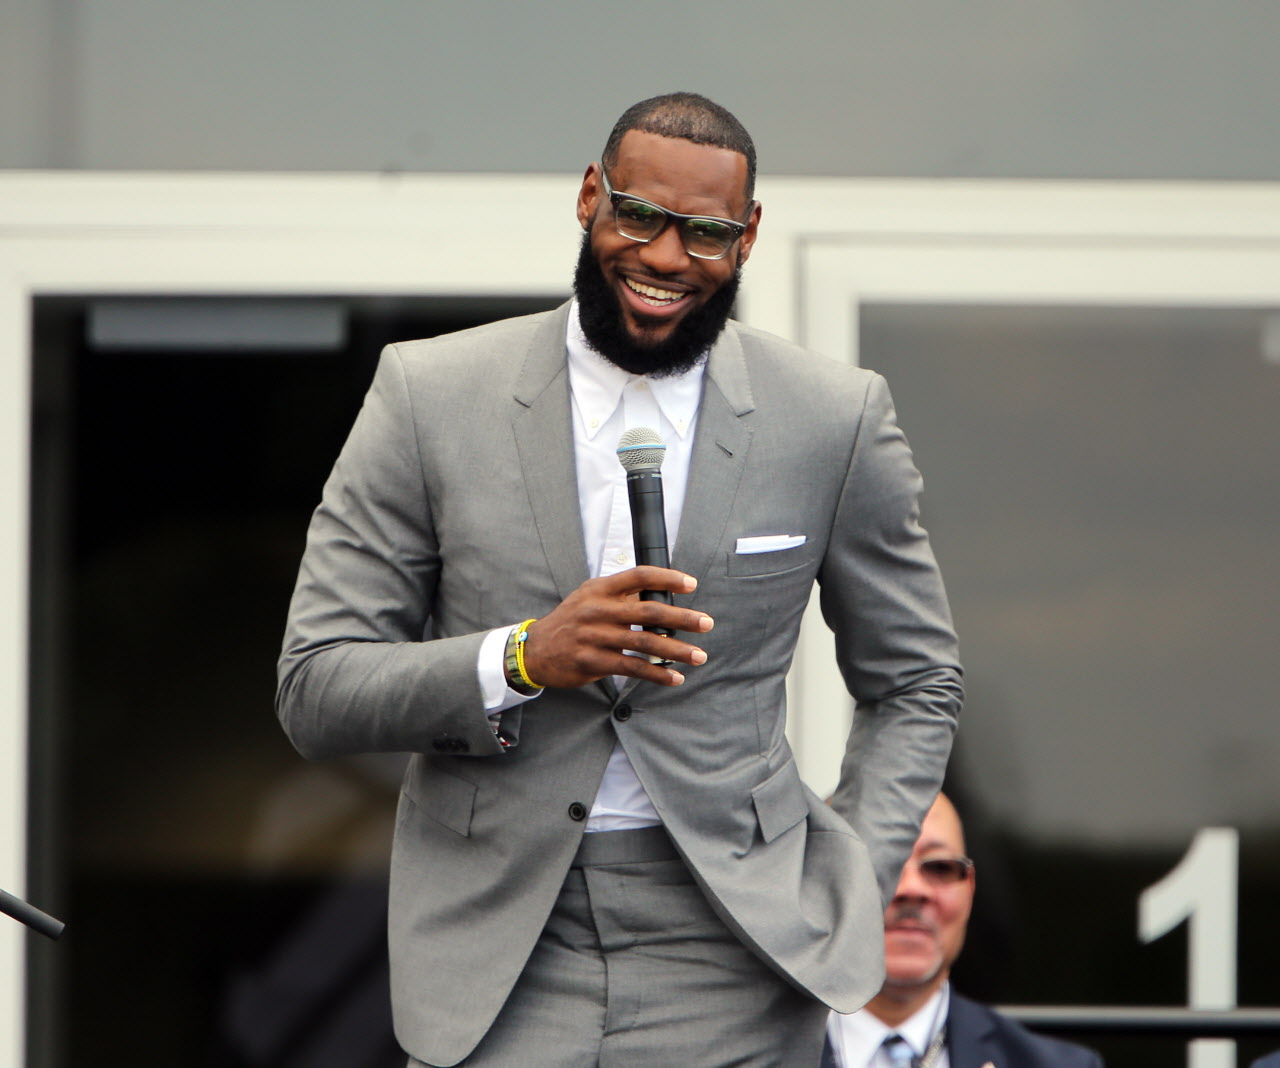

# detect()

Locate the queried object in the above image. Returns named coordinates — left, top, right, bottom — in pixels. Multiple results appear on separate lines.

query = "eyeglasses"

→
left=599, top=165, right=750, bottom=261
left=915, top=856, right=975, bottom=885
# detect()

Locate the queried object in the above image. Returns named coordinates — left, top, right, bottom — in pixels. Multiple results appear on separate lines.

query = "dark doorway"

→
left=27, top=294, right=561, bottom=1067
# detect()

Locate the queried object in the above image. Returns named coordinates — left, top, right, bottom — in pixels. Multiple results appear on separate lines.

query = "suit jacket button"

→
left=567, top=802, right=588, bottom=821
left=431, top=737, right=449, bottom=752
left=452, top=738, right=470, bottom=753
left=613, top=703, right=632, bottom=722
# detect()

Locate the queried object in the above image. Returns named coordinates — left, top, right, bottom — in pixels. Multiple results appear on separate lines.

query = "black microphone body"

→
left=625, top=468, right=674, bottom=633
left=616, top=427, right=675, bottom=662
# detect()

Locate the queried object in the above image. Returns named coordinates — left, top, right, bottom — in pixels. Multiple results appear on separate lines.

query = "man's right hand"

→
left=520, top=567, right=714, bottom=689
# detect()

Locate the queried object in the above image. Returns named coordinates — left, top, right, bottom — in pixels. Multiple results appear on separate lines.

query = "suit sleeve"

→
left=823, top=372, right=964, bottom=904
left=275, top=344, right=510, bottom=760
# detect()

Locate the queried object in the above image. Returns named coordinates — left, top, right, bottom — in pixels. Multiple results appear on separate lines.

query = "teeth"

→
left=625, top=278, right=685, bottom=306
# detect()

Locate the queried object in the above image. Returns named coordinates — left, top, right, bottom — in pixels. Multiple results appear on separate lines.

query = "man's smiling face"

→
left=885, top=788, right=972, bottom=988
left=573, top=129, right=760, bottom=375
left=882, top=795, right=975, bottom=994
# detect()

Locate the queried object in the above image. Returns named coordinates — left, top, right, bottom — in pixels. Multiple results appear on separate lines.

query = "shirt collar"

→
left=897, top=983, right=950, bottom=1057
left=566, top=300, right=704, bottom=442
left=844, top=982, right=950, bottom=1063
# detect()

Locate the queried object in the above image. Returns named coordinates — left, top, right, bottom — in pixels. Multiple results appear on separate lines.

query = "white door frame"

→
left=3, top=172, right=1280, bottom=1061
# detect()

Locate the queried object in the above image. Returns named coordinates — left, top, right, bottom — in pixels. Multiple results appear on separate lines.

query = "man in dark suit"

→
left=822, top=794, right=1103, bottom=1067
left=279, top=92, right=962, bottom=1066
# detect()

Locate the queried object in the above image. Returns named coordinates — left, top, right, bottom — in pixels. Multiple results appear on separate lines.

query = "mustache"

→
left=884, top=902, right=937, bottom=935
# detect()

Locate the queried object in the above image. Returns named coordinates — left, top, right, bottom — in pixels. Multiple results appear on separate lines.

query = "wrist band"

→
left=514, top=621, right=541, bottom=690
left=503, top=619, right=543, bottom=696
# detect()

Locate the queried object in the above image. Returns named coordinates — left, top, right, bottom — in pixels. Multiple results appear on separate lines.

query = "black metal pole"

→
left=0, top=888, right=64, bottom=940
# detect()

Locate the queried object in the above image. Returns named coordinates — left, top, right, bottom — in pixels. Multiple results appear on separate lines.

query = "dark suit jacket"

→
left=1250, top=1054, right=1280, bottom=1068
left=821, top=992, right=1104, bottom=1067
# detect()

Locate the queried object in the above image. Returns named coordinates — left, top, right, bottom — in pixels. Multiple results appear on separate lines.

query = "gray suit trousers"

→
left=409, top=827, right=828, bottom=1067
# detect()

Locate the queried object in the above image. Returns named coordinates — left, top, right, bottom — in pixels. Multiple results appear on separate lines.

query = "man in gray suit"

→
left=277, top=92, right=963, bottom=1066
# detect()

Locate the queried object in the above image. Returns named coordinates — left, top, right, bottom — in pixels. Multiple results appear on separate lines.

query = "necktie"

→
left=882, top=1034, right=917, bottom=1068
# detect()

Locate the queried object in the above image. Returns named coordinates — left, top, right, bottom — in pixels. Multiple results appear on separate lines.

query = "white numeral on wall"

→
left=1139, top=827, right=1239, bottom=1068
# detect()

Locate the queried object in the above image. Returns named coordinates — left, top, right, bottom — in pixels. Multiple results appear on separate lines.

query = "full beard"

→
left=572, top=230, right=740, bottom=378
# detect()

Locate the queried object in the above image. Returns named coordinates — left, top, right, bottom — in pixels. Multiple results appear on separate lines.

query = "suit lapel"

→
left=511, top=304, right=591, bottom=604
left=670, top=321, right=755, bottom=584
left=513, top=312, right=758, bottom=704
left=946, top=993, right=1000, bottom=1068
left=618, top=323, right=755, bottom=702
left=511, top=303, right=620, bottom=703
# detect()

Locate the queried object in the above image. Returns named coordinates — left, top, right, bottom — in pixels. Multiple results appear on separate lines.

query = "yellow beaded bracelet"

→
left=503, top=618, right=543, bottom=695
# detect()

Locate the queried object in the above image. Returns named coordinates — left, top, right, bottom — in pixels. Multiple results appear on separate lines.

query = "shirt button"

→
left=589, top=417, right=599, bottom=428
left=613, top=704, right=632, bottom=722
left=568, top=802, right=588, bottom=821
left=615, top=551, right=628, bottom=564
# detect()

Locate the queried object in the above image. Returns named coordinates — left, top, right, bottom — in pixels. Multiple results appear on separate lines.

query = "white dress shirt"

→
left=477, top=301, right=705, bottom=831
left=826, top=984, right=951, bottom=1068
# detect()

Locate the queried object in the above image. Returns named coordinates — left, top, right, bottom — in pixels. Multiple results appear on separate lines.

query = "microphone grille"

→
left=616, top=426, right=667, bottom=471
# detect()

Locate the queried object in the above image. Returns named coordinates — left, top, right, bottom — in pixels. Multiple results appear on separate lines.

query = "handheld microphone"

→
left=616, top=427, right=674, bottom=658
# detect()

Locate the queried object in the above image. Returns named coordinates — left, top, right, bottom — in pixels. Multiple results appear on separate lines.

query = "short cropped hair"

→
left=602, top=92, right=757, bottom=202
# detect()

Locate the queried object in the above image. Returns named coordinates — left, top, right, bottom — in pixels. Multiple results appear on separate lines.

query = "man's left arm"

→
left=822, top=372, right=964, bottom=905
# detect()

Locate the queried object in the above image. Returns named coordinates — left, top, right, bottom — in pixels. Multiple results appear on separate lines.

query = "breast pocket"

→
left=725, top=537, right=822, bottom=579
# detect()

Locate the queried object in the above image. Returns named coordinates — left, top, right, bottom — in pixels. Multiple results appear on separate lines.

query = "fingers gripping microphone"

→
left=616, top=428, right=674, bottom=652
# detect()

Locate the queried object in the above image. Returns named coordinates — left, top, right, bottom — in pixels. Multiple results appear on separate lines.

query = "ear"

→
left=576, top=162, right=602, bottom=231
left=736, top=201, right=763, bottom=265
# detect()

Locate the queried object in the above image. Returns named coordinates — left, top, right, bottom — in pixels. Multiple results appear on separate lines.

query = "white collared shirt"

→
left=477, top=301, right=706, bottom=830
left=826, top=984, right=951, bottom=1068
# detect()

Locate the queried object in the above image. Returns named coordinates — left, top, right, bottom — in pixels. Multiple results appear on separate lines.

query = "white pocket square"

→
left=735, top=534, right=806, bottom=554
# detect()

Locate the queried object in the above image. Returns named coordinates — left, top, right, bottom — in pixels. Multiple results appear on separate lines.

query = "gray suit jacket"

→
left=277, top=302, right=962, bottom=1065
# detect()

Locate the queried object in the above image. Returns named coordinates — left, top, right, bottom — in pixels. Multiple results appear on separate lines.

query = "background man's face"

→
left=882, top=796, right=975, bottom=992
left=575, top=129, right=759, bottom=352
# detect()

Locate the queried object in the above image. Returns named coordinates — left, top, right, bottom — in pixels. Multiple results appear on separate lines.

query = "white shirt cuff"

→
left=478, top=624, right=541, bottom=716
